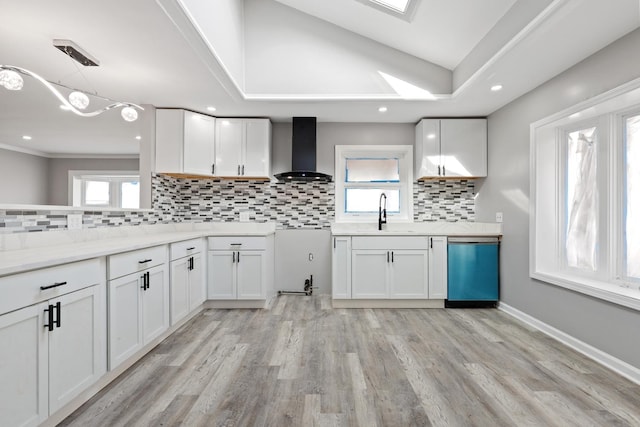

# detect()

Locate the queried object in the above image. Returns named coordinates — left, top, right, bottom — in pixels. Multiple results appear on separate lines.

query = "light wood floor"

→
left=61, top=295, right=640, bottom=426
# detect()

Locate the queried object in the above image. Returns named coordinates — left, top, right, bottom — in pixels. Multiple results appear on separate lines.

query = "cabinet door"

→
left=0, top=303, right=48, bottom=427
left=170, top=258, right=190, bottom=326
left=49, top=285, right=106, bottom=414
left=243, top=119, right=271, bottom=177
left=188, top=253, right=206, bottom=310
left=142, top=265, right=170, bottom=345
left=215, top=119, right=243, bottom=176
left=236, top=251, right=264, bottom=299
left=108, top=274, right=143, bottom=369
left=415, top=119, right=441, bottom=177
left=389, top=250, right=428, bottom=298
left=208, top=251, right=236, bottom=299
left=351, top=250, right=388, bottom=298
left=332, top=237, right=351, bottom=299
left=184, top=111, right=215, bottom=176
left=428, top=236, right=448, bottom=299
left=440, top=119, right=487, bottom=177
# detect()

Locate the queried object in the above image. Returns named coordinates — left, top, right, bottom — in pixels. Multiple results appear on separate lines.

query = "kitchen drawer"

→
left=108, top=245, right=167, bottom=280
left=0, top=258, right=103, bottom=316
left=170, top=238, right=204, bottom=260
left=351, top=236, right=428, bottom=250
left=208, top=236, right=266, bottom=251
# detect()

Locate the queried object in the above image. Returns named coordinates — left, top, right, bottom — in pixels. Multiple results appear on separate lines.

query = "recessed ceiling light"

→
left=378, top=106, right=388, bottom=113
left=22, top=135, right=32, bottom=140
left=491, top=84, right=503, bottom=92
left=135, top=135, right=142, bottom=140
left=426, top=133, right=436, bottom=139
left=207, top=106, right=216, bottom=112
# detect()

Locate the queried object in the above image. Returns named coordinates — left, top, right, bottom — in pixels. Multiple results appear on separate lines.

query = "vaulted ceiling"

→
left=1, top=0, right=639, bottom=155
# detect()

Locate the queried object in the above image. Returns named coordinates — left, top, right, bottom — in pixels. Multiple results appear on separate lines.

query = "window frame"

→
left=530, top=78, right=640, bottom=311
left=68, top=170, right=140, bottom=209
left=335, top=145, right=413, bottom=223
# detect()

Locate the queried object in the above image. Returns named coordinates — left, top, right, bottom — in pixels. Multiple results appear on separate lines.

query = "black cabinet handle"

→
left=232, top=252, right=236, bottom=263
left=187, top=247, right=196, bottom=251
left=141, top=273, right=146, bottom=290
left=392, top=251, right=394, bottom=263
left=146, top=272, right=150, bottom=290
left=54, top=302, right=61, bottom=329
left=237, top=251, right=240, bottom=263
left=387, top=251, right=389, bottom=263
left=212, top=163, right=215, bottom=174
left=40, top=281, right=67, bottom=291
left=242, top=165, right=245, bottom=175
left=437, top=165, right=441, bottom=176
left=138, top=259, right=152, bottom=264
left=443, top=165, right=446, bottom=176
left=44, top=304, right=54, bottom=331
left=430, top=238, right=433, bottom=249
left=237, top=165, right=241, bottom=175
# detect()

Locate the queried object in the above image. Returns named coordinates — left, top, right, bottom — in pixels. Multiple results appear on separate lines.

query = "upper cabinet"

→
left=415, top=118, right=487, bottom=179
left=215, top=118, right=271, bottom=178
left=155, top=109, right=216, bottom=177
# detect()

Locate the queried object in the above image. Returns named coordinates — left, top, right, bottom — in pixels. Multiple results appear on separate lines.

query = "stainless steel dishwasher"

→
left=446, top=237, right=499, bottom=308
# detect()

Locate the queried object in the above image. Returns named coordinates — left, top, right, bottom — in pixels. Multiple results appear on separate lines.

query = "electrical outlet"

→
left=239, top=211, right=250, bottom=222
left=67, top=214, right=83, bottom=230
left=495, top=212, right=503, bottom=223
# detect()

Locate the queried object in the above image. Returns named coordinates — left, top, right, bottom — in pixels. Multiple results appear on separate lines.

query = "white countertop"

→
left=0, top=222, right=276, bottom=277
left=330, top=221, right=502, bottom=236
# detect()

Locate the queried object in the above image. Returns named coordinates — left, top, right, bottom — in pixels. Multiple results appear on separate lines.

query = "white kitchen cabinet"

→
left=428, top=236, right=448, bottom=299
left=0, top=260, right=105, bottom=427
left=207, top=236, right=274, bottom=300
left=350, top=237, right=429, bottom=299
left=331, top=236, right=351, bottom=299
left=155, top=109, right=216, bottom=176
left=169, top=239, right=205, bottom=325
left=215, top=118, right=271, bottom=178
left=415, top=118, right=487, bottom=179
left=108, top=246, right=169, bottom=370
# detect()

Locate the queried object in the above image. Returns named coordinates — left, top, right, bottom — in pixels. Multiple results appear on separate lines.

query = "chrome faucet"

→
left=378, top=192, right=387, bottom=231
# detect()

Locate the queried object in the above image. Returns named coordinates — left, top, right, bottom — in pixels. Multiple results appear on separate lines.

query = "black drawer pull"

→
left=186, top=247, right=196, bottom=250
left=40, top=281, right=67, bottom=291
left=138, top=259, right=152, bottom=264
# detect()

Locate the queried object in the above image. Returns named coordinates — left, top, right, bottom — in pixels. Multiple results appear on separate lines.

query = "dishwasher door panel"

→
left=447, top=242, right=499, bottom=301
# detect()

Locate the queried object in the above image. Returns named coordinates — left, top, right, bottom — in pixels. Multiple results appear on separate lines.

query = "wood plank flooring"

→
left=60, top=296, right=640, bottom=426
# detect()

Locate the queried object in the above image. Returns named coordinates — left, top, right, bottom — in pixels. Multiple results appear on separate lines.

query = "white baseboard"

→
left=332, top=299, right=444, bottom=309
left=499, top=302, right=640, bottom=386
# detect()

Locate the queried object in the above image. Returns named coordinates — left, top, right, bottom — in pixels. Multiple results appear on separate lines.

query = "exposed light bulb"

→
left=121, top=106, right=138, bottom=122
left=68, top=91, right=90, bottom=110
left=378, top=106, right=388, bottom=113
left=0, top=69, right=24, bottom=90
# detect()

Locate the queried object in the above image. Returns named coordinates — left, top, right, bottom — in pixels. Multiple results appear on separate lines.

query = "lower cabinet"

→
left=0, top=260, right=105, bottom=427
left=332, top=235, right=448, bottom=300
left=207, top=236, right=274, bottom=300
left=352, top=249, right=428, bottom=299
left=108, top=246, right=169, bottom=370
left=170, top=239, right=205, bottom=325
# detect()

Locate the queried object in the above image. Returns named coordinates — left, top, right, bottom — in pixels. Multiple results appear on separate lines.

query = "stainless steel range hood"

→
left=274, top=117, right=332, bottom=182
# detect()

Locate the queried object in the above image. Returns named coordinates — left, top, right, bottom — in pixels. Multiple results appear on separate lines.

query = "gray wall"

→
left=272, top=122, right=415, bottom=177
left=47, top=158, right=139, bottom=206
left=0, top=148, right=49, bottom=205
left=476, top=28, right=640, bottom=368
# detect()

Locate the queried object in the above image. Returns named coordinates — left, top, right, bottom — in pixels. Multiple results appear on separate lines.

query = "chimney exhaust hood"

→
left=275, top=117, right=332, bottom=182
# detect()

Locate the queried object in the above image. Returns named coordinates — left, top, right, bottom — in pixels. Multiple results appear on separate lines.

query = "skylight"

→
left=370, top=0, right=410, bottom=13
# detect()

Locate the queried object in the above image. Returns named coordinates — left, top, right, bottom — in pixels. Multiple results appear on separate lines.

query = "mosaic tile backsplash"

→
left=0, top=175, right=475, bottom=233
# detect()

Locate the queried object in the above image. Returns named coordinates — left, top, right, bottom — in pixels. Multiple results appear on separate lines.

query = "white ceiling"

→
left=0, top=0, right=639, bottom=156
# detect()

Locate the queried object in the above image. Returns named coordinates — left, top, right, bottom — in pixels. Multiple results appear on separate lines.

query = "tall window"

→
left=70, top=171, right=140, bottom=209
left=531, top=82, right=640, bottom=310
left=566, top=127, right=598, bottom=271
left=335, top=146, right=413, bottom=222
left=625, top=115, right=640, bottom=280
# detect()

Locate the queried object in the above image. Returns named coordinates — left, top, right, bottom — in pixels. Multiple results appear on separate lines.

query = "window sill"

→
left=531, top=271, right=640, bottom=312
